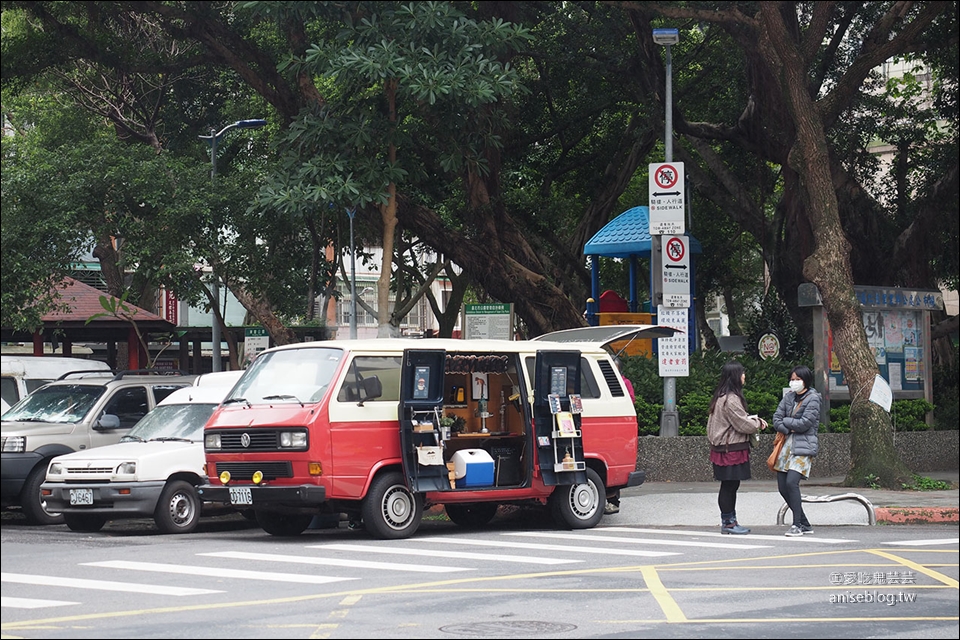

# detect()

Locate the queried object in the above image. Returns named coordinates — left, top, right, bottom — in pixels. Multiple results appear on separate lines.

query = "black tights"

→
left=778, top=469, right=809, bottom=526
left=718, top=480, right=740, bottom=515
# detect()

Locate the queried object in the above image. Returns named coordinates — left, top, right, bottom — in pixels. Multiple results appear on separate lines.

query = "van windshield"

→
left=2, top=385, right=105, bottom=424
left=227, top=347, right=343, bottom=405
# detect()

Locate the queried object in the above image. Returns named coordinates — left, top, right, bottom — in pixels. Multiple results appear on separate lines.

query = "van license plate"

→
left=69, top=488, right=94, bottom=505
left=229, top=487, right=252, bottom=505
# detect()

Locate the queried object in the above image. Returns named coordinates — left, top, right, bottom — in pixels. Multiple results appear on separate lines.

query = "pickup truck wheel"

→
left=549, top=467, right=604, bottom=529
left=64, top=513, right=106, bottom=532
left=154, top=480, right=200, bottom=534
left=21, top=464, right=64, bottom=526
left=361, top=471, right=423, bottom=540
left=445, top=503, right=499, bottom=528
left=255, top=511, right=312, bottom=536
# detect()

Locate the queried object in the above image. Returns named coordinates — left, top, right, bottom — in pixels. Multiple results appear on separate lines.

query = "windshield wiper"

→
left=121, top=434, right=146, bottom=443
left=222, top=397, right=251, bottom=407
left=263, top=394, right=303, bottom=406
left=150, top=437, right=193, bottom=443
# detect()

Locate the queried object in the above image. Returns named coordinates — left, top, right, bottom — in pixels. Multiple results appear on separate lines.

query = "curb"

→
left=875, top=506, right=959, bottom=525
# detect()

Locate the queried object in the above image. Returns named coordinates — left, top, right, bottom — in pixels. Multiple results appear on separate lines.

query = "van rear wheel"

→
left=362, top=471, right=423, bottom=539
left=549, top=467, right=604, bottom=529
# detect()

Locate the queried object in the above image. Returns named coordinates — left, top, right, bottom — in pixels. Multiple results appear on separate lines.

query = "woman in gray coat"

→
left=772, top=365, right=821, bottom=537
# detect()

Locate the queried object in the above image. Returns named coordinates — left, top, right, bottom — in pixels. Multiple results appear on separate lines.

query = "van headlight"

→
left=47, top=462, right=64, bottom=476
left=279, top=430, right=307, bottom=450
left=205, top=433, right=221, bottom=450
left=2, top=436, right=26, bottom=453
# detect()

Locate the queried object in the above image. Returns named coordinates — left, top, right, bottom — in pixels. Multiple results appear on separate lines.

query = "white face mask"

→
left=789, top=379, right=805, bottom=393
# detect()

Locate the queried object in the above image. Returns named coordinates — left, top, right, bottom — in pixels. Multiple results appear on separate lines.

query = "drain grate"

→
left=439, top=621, right=577, bottom=636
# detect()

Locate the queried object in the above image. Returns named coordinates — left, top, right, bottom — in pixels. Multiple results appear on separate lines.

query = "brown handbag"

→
left=767, top=432, right=786, bottom=472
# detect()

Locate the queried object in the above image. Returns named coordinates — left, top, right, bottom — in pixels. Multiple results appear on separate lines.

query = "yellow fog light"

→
left=252, top=470, right=263, bottom=485
left=219, top=470, right=231, bottom=485
left=308, top=462, right=322, bottom=476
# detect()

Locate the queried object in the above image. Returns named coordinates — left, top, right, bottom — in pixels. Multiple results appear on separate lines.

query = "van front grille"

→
left=214, top=462, right=292, bottom=481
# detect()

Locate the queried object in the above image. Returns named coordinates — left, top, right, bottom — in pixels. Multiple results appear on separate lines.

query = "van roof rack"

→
left=55, top=369, right=117, bottom=381
left=112, top=369, right=189, bottom=380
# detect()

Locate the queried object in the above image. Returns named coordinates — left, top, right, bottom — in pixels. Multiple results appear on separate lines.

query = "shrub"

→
left=891, top=399, right=934, bottom=431
left=635, top=395, right=662, bottom=437
left=828, top=403, right=851, bottom=433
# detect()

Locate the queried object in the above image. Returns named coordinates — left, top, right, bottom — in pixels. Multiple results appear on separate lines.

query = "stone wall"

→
left=636, top=430, right=959, bottom=483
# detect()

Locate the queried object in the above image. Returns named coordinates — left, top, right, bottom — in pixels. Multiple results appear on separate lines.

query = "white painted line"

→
left=1, top=596, right=79, bottom=609
left=883, top=538, right=960, bottom=547
left=312, top=543, right=582, bottom=565
left=504, top=531, right=772, bottom=549
left=412, top=537, right=680, bottom=558
left=605, top=526, right=857, bottom=544
left=200, top=551, right=468, bottom=573
left=83, top=560, right=355, bottom=585
left=2, top=572, right=220, bottom=596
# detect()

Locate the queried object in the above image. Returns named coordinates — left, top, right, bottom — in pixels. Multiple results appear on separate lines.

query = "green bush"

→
left=891, top=399, right=934, bottom=431
left=677, top=392, right=710, bottom=436
left=933, top=342, right=959, bottom=431
left=635, top=396, right=662, bottom=437
left=828, top=403, right=851, bottom=433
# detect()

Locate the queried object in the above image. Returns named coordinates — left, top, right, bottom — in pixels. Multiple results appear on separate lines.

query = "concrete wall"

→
left=636, top=430, right=960, bottom=483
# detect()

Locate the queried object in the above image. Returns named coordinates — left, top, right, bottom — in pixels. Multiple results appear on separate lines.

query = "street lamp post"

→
left=653, top=28, right=681, bottom=437
left=199, top=119, right=266, bottom=371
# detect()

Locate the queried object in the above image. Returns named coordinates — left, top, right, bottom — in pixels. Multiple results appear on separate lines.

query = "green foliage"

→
left=900, top=475, right=952, bottom=491
left=635, top=396, right=662, bottom=437
left=742, top=289, right=807, bottom=361
left=932, top=341, right=959, bottom=431
left=892, top=399, right=934, bottom=431
left=677, top=392, right=709, bottom=436
left=828, top=404, right=851, bottom=433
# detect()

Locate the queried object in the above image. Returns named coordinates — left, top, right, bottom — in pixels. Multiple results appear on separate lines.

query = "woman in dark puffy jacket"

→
left=772, top=365, right=821, bottom=537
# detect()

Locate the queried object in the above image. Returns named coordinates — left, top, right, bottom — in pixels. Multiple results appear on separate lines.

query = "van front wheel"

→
left=362, top=471, right=423, bottom=540
left=549, top=468, right=604, bottom=529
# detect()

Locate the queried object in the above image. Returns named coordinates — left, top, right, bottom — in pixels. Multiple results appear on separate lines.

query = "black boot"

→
left=721, top=511, right=750, bottom=535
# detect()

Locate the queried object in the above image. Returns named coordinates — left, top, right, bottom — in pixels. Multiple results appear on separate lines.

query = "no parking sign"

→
left=661, top=234, right=690, bottom=308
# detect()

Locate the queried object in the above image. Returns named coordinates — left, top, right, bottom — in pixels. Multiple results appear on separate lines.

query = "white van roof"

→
left=193, top=370, right=244, bottom=387
left=1, top=355, right=111, bottom=378
left=158, top=384, right=233, bottom=406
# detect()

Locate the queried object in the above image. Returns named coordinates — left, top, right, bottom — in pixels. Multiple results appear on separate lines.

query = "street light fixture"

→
left=199, top=119, right=267, bottom=372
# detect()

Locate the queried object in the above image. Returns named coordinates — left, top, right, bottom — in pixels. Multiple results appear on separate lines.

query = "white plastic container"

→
left=452, top=449, right=495, bottom=487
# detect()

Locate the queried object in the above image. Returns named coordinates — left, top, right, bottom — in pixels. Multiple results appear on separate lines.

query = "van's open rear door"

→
left=532, top=350, right=586, bottom=486
left=399, top=349, right=449, bottom=492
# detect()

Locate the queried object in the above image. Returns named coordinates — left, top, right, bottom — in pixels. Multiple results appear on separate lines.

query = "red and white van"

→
left=198, top=325, right=677, bottom=539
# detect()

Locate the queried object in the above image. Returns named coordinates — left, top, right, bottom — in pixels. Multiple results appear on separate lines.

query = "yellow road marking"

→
left=866, top=549, right=959, bottom=588
left=639, top=566, right=686, bottom=622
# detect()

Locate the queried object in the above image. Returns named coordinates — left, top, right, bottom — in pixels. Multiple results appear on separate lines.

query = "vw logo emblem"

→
left=240, top=433, right=251, bottom=448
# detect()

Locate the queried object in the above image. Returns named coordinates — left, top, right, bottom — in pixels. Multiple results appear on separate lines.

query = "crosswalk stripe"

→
left=82, top=560, right=355, bottom=585
left=312, top=543, right=582, bottom=565
left=2, top=572, right=221, bottom=596
left=410, top=537, right=680, bottom=557
left=605, top=526, right=856, bottom=544
left=883, top=538, right=960, bottom=547
left=200, top=551, right=468, bottom=573
left=1, top=596, right=79, bottom=609
left=504, top=531, right=772, bottom=549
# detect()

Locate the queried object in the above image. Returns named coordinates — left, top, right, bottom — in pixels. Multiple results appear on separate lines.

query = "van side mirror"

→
left=358, top=376, right=383, bottom=405
left=96, top=414, right=121, bottom=429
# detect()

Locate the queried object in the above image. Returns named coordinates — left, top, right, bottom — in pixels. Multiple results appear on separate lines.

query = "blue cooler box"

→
left=453, top=449, right=495, bottom=488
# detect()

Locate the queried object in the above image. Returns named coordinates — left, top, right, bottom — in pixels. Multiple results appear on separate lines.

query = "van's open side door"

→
left=532, top=350, right=586, bottom=486
left=399, top=349, right=449, bottom=492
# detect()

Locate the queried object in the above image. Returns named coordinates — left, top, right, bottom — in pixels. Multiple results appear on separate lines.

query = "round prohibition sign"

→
left=654, top=164, right=680, bottom=190
left=665, top=237, right=685, bottom=262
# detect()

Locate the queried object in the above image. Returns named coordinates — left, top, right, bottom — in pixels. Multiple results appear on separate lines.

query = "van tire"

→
left=21, top=464, right=64, bottom=526
left=154, top=481, right=201, bottom=534
left=255, top=510, right=312, bottom=537
left=362, top=471, right=423, bottom=540
left=64, top=513, right=106, bottom=532
left=445, top=503, right=499, bottom=528
left=549, top=467, right=604, bottom=529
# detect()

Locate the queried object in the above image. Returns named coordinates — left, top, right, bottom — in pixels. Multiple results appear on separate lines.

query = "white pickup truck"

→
left=41, top=371, right=242, bottom=534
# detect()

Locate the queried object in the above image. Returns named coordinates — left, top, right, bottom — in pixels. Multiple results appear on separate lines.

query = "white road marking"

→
left=504, top=530, right=772, bottom=549
left=604, top=526, right=856, bottom=544
left=410, top=537, right=680, bottom=557
left=312, top=543, right=581, bottom=565
left=883, top=538, right=959, bottom=547
left=83, top=560, right=355, bottom=585
left=1, top=596, right=79, bottom=609
left=2, top=572, right=220, bottom=596
left=200, top=551, right=469, bottom=573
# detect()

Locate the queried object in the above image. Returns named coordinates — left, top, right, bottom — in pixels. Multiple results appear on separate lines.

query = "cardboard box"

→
left=452, top=449, right=495, bottom=487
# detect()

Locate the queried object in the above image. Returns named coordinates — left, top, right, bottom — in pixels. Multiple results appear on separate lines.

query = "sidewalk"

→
left=620, top=470, right=959, bottom=527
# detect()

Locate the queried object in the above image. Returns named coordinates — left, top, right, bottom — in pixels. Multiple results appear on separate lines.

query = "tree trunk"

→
left=756, top=4, right=911, bottom=488
left=378, top=79, right=400, bottom=338
left=231, top=285, right=298, bottom=347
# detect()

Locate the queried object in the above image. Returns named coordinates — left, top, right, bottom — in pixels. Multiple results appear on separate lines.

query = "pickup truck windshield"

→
left=2, top=385, right=104, bottom=424
left=227, top=347, right=343, bottom=405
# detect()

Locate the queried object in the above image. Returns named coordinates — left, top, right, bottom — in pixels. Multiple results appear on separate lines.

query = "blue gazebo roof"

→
left=583, top=206, right=701, bottom=257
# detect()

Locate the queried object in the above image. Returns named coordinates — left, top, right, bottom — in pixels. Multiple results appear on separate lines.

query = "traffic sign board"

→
left=649, top=162, right=685, bottom=235
left=660, top=234, right=690, bottom=308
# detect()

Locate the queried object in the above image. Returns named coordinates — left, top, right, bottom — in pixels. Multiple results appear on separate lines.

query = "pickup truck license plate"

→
left=229, top=487, right=252, bottom=505
left=69, top=488, right=94, bottom=505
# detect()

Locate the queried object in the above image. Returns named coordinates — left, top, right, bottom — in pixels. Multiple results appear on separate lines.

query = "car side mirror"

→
left=358, top=376, right=383, bottom=405
left=96, top=413, right=121, bottom=429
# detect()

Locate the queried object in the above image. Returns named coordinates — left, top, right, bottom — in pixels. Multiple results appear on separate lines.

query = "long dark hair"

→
left=709, top=361, right=747, bottom=414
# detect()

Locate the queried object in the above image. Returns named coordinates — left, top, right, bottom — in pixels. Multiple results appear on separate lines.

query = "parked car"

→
left=1, top=370, right=195, bottom=525
left=41, top=370, right=243, bottom=533
left=1, top=355, right=111, bottom=414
